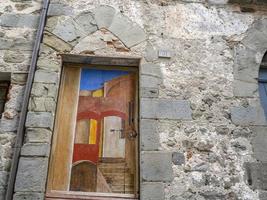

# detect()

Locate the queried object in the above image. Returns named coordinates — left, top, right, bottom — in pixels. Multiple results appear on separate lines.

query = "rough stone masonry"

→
left=0, top=0, right=267, bottom=200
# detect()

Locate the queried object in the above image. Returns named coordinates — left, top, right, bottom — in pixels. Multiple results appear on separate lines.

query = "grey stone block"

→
left=13, top=192, right=44, bottom=200
left=3, top=51, right=25, bottom=63
left=14, top=157, right=48, bottom=192
left=31, top=83, right=58, bottom=98
left=25, top=128, right=52, bottom=143
left=21, top=143, right=50, bottom=157
left=0, top=116, right=19, bottom=132
left=34, top=70, right=58, bottom=84
left=11, top=38, right=34, bottom=51
left=0, top=38, right=13, bottom=50
left=141, top=98, right=192, bottom=120
left=11, top=73, right=28, bottom=84
left=259, top=190, right=267, bottom=200
left=48, top=3, right=74, bottom=16
left=140, top=63, right=162, bottom=78
left=253, top=19, right=267, bottom=36
left=0, top=38, right=34, bottom=51
left=140, top=75, right=162, bottom=88
left=93, top=5, right=116, bottom=29
left=25, top=112, right=53, bottom=129
left=74, top=12, right=98, bottom=35
left=0, top=171, right=8, bottom=188
left=244, top=162, right=267, bottom=190
left=109, top=13, right=146, bottom=48
left=231, top=106, right=267, bottom=126
left=37, top=57, right=60, bottom=72
left=140, top=119, right=160, bottom=150
left=141, top=151, right=173, bottom=182
left=0, top=14, right=39, bottom=28
left=141, top=182, right=165, bottom=200
left=242, top=28, right=267, bottom=52
left=233, top=80, right=258, bottom=97
left=140, top=87, right=159, bottom=98
left=29, top=97, right=56, bottom=112
left=0, top=188, right=5, bottom=200
left=172, top=152, right=185, bottom=165
left=252, top=127, right=267, bottom=162
left=52, top=17, right=86, bottom=44
left=233, top=44, right=259, bottom=83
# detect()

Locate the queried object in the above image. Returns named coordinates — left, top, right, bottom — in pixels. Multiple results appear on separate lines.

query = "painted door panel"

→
left=103, top=116, right=125, bottom=158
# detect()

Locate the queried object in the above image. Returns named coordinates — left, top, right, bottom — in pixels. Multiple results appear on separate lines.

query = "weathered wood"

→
left=60, top=54, right=141, bottom=67
left=46, top=190, right=137, bottom=199
left=64, top=62, right=138, bottom=72
left=47, top=67, right=81, bottom=191
left=96, top=169, right=112, bottom=193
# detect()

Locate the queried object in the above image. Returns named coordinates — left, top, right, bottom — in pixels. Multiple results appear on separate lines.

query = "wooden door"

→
left=46, top=67, right=139, bottom=198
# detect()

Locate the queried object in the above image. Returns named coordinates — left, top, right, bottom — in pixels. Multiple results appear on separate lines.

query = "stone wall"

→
left=1, top=0, right=267, bottom=200
left=0, top=0, right=42, bottom=199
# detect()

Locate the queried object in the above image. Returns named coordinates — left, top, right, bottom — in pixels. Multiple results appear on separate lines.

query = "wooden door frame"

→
left=46, top=54, right=141, bottom=200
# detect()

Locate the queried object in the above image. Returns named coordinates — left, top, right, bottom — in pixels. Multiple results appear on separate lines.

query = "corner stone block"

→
left=252, top=127, right=267, bottom=162
left=141, top=98, right=192, bottom=120
left=140, top=119, right=160, bottom=150
left=34, top=70, right=58, bottom=84
left=233, top=80, right=258, bottom=97
left=140, top=75, right=162, bottom=88
left=25, top=112, right=53, bottom=129
left=0, top=14, right=39, bottom=28
left=21, top=143, right=50, bottom=157
left=231, top=106, right=267, bottom=126
left=31, top=82, right=58, bottom=98
left=37, top=57, right=60, bottom=72
left=25, top=128, right=52, bottom=143
left=14, top=157, right=48, bottom=192
left=242, top=28, right=267, bottom=52
left=141, top=151, right=173, bottom=182
left=93, top=5, right=116, bottom=29
left=140, top=182, right=165, bottom=200
left=244, top=162, right=267, bottom=190
left=109, top=13, right=146, bottom=48
left=253, top=19, right=267, bottom=37
left=13, top=192, right=44, bottom=200
left=259, top=190, right=267, bottom=200
left=140, top=63, right=162, bottom=78
left=233, top=44, right=259, bottom=83
left=140, top=87, right=159, bottom=98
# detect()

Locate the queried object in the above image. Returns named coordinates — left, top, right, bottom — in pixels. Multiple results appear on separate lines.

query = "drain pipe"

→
left=5, top=0, right=50, bottom=199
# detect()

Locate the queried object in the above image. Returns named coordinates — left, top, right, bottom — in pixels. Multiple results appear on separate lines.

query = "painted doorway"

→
left=46, top=65, right=139, bottom=199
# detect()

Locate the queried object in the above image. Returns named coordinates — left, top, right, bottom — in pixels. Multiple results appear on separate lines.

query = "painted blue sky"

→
left=80, top=69, right=128, bottom=91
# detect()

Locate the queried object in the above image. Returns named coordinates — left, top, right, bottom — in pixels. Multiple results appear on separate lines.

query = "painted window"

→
left=259, top=52, right=267, bottom=117
left=47, top=66, right=139, bottom=199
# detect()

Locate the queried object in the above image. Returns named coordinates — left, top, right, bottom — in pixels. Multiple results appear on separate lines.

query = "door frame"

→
left=46, top=54, right=141, bottom=200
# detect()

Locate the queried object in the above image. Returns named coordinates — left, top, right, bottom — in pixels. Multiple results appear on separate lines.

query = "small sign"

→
left=158, top=50, right=172, bottom=58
